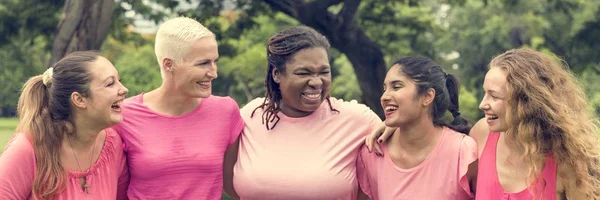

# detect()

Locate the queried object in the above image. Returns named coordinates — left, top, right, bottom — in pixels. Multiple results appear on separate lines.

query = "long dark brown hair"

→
left=251, top=26, right=338, bottom=130
left=16, top=51, right=98, bottom=199
left=390, top=56, right=472, bottom=134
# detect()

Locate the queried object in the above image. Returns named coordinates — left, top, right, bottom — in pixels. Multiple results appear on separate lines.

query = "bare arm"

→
left=223, top=135, right=240, bottom=199
left=469, top=118, right=489, bottom=158
left=467, top=160, right=478, bottom=195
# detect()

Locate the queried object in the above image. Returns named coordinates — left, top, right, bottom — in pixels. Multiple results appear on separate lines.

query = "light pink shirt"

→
left=475, top=132, right=557, bottom=200
left=0, top=128, right=129, bottom=200
left=113, top=94, right=244, bottom=200
left=234, top=97, right=381, bottom=200
left=357, top=127, right=477, bottom=200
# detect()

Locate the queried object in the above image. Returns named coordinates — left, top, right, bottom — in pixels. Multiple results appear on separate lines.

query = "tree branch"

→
left=263, top=0, right=298, bottom=18
left=50, top=0, right=88, bottom=67
left=338, top=0, right=360, bottom=26
left=306, top=0, right=344, bottom=12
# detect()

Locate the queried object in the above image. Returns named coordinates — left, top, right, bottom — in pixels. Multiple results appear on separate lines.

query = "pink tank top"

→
left=475, top=132, right=557, bottom=200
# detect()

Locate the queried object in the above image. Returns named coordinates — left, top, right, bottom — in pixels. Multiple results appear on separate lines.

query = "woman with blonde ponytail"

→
left=0, top=51, right=130, bottom=199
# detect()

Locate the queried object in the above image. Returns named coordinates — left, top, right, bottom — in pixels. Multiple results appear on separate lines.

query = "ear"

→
left=70, top=92, right=88, bottom=109
left=272, top=68, right=281, bottom=84
left=162, top=57, right=174, bottom=72
left=422, top=88, right=435, bottom=107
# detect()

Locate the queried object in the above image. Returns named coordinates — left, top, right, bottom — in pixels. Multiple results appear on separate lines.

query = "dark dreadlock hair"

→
left=251, top=26, right=339, bottom=130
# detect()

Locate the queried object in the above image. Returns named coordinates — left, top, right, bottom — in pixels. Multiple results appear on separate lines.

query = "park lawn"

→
left=0, top=117, right=18, bottom=153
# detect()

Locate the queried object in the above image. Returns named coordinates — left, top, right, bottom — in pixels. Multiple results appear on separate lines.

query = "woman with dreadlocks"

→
left=231, top=26, right=381, bottom=199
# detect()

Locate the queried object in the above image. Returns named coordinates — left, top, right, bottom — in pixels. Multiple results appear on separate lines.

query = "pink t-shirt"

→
left=475, top=132, right=557, bottom=200
left=357, top=127, right=477, bottom=200
left=234, top=97, right=381, bottom=200
left=0, top=128, right=129, bottom=200
left=113, top=94, right=244, bottom=200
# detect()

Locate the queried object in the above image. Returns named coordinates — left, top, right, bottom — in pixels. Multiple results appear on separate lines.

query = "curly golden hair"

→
left=489, top=48, right=600, bottom=199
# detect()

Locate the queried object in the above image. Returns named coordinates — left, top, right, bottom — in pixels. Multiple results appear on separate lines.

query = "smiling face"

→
left=380, top=64, right=431, bottom=127
left=479, top=66, right=509, bottom=132
left=78, top=56, right=129, bottom=127
left=169, top=36, right=219, bottom=98
left=274, top=47, right=331, bottom=117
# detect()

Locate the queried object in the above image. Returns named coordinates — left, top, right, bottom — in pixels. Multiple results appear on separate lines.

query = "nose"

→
left=479, top=98, right=489, bottom=111
left=207, top=62, right=218, bottom=79
left=119, top=83, right=129, bottom=96
left=308, top=76, right=323, bottom=88
left=380, top=89, right=390, bottom=104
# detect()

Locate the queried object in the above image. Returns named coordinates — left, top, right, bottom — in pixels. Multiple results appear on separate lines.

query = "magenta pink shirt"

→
left=0, top=128, right=129, bottom=200
left=234, top=98, right=381, bottom=200
left=113, top=94, right=244, bottom=200
left=357, top=127, right=477, bottom=200
left=475, top=132, right=557, bottom=200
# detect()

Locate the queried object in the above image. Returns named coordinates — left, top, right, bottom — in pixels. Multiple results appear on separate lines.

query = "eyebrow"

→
left=294, top=65, right=330, bottom=71
left=102, top=76, right=115, bottom=84
left=385, top=80, right=404, bottom=85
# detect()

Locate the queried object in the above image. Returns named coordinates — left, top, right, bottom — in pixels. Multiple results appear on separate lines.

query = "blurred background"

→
left=1, top=0, right=599, bottom=156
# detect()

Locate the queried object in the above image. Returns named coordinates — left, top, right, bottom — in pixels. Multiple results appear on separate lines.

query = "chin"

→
left=301, top=102, right=323, bottom=112
left=384, top=120, right=400, bottom=127
left=190, top=91, right=211, bottom=98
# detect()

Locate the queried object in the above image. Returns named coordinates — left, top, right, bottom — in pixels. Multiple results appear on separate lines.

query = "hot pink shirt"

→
left=113, top=94, right=244, bottom=200
left=0, top=128, right=129, bottom=200
left=475, top=132, right=557, bottom=200
left=234, top=98, right=381, bottom=200
left=357, top=127, right=477, bottom=200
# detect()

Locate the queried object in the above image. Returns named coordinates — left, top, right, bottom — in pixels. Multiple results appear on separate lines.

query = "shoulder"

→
left=1, top=133, right=34, bottom=156
left=103, top=128, right=124, bottom=150
left=104, top=128, right=122, bottom=142
left=240, top=97, right=267, bottom=115
left=122, top=94, right=142, bottom=107
left=469, top=118, right=489, bottom=145
left=468, top=118, right=490, bottom=158
left=206, top=95, right=240, bottom=110
left=329, top=97, right=377, bottom=118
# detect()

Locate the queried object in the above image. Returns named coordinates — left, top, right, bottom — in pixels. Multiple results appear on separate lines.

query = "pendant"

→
left=82, top=178, right=90, bottom=194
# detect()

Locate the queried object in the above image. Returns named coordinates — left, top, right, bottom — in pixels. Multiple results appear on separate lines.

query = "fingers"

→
left=365, top=135, right=374, bottom=153
left=365, top=122, right=387, bottom=153
left=377, top=127, right=395, bottom=144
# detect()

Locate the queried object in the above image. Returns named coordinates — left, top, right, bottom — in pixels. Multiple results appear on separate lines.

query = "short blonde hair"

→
left=154, top=16, right=214, bottom=67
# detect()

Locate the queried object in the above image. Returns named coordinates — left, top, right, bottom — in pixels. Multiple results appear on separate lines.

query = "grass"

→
left=0, top=117, right=18, bottom=153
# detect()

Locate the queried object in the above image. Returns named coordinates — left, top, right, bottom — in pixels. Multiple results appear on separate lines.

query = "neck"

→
left=389, top=117, right=441, bottom=153
left=278, top=101, right=315, bottom=118
left=67, top=116, right=102, bottom=151
left=145, top=83, right=202, bottom=116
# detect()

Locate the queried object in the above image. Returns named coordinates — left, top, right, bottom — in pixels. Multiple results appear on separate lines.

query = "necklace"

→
left=68, top=136, right=97, bottom=194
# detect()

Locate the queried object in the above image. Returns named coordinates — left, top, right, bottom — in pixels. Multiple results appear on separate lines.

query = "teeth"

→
left=198, top=81, right=210, bottom=86
left=487, top=115, right=498, bottom=119
left=303, top=93, right=320, bottom=99
left=385, top=106, right=398, bottom=111
left=111, top=101, right=122, bottom=108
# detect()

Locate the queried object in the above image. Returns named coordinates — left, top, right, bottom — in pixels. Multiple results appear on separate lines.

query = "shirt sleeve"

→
left=0, top=133, right=35, bottom=199
left=362, top=106, right=383, bottom=136
left=228, top=97, right=244, bottom=145
left=356, top=146, right=373, bottom=198
left=458, top=135, right=478, bottom=197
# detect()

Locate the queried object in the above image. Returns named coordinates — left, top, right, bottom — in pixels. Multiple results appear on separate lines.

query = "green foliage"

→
left=0, top=36, right=49, bottom=116
left=110, top=43, right=162, bottom=97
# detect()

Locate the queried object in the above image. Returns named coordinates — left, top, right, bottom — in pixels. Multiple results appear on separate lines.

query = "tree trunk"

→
left=49, top=0, right=115, bottom=67
left=263, top=0, right=386, bottom=119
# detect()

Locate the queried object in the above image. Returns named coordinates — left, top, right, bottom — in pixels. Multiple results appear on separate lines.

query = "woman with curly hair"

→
left=471, top=48, right=600, bottom=199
